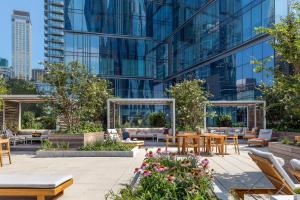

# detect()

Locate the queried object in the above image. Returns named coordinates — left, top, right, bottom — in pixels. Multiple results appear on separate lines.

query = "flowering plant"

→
left=106, top=148, right=217, bottom=200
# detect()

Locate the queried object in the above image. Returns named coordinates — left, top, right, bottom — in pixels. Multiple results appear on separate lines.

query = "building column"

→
left=172, top=100, right=176, bottom=143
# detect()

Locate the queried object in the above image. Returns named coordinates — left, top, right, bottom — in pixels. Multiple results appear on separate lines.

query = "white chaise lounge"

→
left=0, top=175, right=73, bottom=200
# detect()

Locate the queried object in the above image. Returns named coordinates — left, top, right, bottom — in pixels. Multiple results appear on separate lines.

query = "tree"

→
left=168, top=80, right=211, bottom=131
left=6, top=79, right=37, bottom=94
left=45, top=61, right=112, bottom=133
left=0, top=78, right=8, bottom=107
left=256, top=2, right=300, bottom=73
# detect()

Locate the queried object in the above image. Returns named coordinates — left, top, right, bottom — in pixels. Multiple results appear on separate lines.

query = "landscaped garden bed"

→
left=36, top=138, right=138, bottom=158
left=106, top=148, right=219, bottom=200
left=48, top=132, right=104, bottom=148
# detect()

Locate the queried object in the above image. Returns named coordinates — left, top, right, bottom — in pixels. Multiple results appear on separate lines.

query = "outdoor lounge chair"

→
left=289, top=159, right=300, bottom=182
left=247, top=129, right=272, bottom=147
left=0, top=174, right=73, bottom=200
left=232, top=149, right=300, bottom=199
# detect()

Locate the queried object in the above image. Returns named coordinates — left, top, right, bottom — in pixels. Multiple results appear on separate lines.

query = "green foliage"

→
left=106, top=151, right=215, bottom=200
left=216, top=115, right=232, bottom=127
left=258, top=73, right=300, bottom=131
left=45, top=61, right=112, bottom=133
left=149, top=112, right=166, bottom=128
left=294, top=188, right=300, bottom=194
left=22, top=111, right=43, bottom=129
left=80, top=138, right=134, bottom=151
left=41, top=140, right=70, bottom=150
left=256, top=2, right=300, bottom=74
left=41, top=140, right=53, bottom=150
left=76, top=122, right=102, bottom=133
left=281, top=136, right=293, bottom=145
left=168, top=80, right=211, bottom=131
left=6, top=79, right=37, bottom=94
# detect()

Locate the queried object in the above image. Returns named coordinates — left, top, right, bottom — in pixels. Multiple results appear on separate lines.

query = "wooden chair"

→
left=165, top=135, right=181, bottom=152
left=0, top=175, right=73, bottom=200
left=247, top=129, right=272, bottom=147
left=0, top=139, right=11, bottom=167
left=225, top=134, right=240, bottom=155
left=184, top=135, right=203, bottom=154
left=232, top=149, right=300, bottom=199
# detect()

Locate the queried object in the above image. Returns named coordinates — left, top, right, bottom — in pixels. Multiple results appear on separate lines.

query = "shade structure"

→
left=206, top=100, right=266, bottom=130
left=107, top=98, right=176, bottom=137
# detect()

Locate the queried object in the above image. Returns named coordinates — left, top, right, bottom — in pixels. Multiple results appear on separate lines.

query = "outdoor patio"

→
left=0, top=145, right=274, bottom=200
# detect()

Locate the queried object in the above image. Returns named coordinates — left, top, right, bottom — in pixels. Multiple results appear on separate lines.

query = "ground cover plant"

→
left=106, top=148, right=217, bottom=200
left=80, top=138, right=134, bottom=151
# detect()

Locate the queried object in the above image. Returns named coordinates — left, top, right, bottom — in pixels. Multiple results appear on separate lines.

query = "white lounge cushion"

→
left=291, top=159, right=300, bottom=171
left=251, top=149, right=300, bottom=190
left=107, top=129, right=118, bottom=134
left=0, top=175, right=72, bottom=189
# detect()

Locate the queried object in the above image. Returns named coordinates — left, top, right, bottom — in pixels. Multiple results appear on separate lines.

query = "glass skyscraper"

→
left=44, top=0, right=290, bottom=124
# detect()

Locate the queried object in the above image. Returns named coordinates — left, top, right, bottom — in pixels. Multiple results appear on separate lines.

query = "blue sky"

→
left=0, top=0, right=44, bottom=69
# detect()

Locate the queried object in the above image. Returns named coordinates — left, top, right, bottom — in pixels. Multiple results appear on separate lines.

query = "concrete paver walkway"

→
left=0, top=149, right=146, bottom=200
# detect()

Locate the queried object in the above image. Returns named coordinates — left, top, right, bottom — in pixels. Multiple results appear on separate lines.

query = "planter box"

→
left=273, top=131, right=300, bottom=141
left=269, top=142, right=300, bottom=167
left=48, top=132, right=104, bottom=149
left=36, top=146, right=139, bottom=158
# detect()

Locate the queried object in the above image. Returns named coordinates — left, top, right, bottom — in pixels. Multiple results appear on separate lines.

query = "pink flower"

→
left=155, top=166, right=168, bottom=172
left=201, top=158, right=209, bottom=168
left=156, top=148, right=161, bottom=154
left=134, top=168, right=139, bottom=173
left=141, top=161, right=149, bottom=169
left=166, top=174, right=175, bottom=182
left=148, top=151, right=154, bottom=157
left=142, top=170, right=151, bottom=177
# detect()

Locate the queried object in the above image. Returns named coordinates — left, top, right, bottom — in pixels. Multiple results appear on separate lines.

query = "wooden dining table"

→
left=176, top=133, right=227, bottom=156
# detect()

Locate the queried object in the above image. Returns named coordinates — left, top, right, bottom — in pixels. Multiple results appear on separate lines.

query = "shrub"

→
left=80, top=138, right=134, bottom=151
left=149, top=112, right=166, bottom=128
left=106, top=149, right=216, bottom=200
left=281, top=136, right=292, bottom=145
left=41, top=140, right=53, bottom=150
left=56, top=141, right=69, bottom=150
left=216, top=115, right=232, bottom=127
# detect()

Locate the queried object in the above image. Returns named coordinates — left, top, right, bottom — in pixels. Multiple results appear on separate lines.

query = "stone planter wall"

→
left=36, top=146, right=139, bottom=158
left=269, top=142, right=300, bottom=168
left=273, top=131, right=300, bottom=141
left=48, top=132, right=104, bottom=149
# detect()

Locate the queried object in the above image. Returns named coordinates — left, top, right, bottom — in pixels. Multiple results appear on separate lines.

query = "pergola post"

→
left=204, top=105, right=207, bottom=132
left=263, top=102, right=266, bottom=129
left=18, top=102, right=22, bottom=131
left=254, top=105, right=257, bottom=128
left=172, top=99, right=176, bottom=143
left=107, top=99, right=110, bottom=129
left=2, top=101, right=5, bottom=131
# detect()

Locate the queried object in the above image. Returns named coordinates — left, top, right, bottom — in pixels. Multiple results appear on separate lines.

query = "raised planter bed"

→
left=36, top=146, right=139, bottom=158
left=273, top=131, right=300, bottom=140
left=269, top=142, right=300, bottom=167
left=48, top=132, right=104, bottom=148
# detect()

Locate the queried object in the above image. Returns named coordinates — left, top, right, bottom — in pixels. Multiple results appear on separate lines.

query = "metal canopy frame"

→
left=107, top=98, right=176, bottom=137
left=205, top=100, right=266, bottom=130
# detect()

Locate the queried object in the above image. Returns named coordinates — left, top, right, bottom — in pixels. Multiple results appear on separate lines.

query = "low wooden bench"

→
left=0, top=175, right=73, bottom=200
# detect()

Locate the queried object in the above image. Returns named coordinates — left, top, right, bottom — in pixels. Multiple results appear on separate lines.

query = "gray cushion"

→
left=0, top=175, right=72, bottom=189
left=291, top=159, right=300, bottom=171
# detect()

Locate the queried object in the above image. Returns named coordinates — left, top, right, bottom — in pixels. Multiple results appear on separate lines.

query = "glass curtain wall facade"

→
left=44, top=0, right=289, bottom=123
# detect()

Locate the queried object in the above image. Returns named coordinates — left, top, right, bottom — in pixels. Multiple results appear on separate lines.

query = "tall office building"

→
left=12, top=10, right=32, bottom=80
left=45, top=0, right=290, bottom=124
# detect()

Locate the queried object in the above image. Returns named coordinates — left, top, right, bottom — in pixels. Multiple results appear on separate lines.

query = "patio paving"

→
left=0, top=145, right=278, bottom=200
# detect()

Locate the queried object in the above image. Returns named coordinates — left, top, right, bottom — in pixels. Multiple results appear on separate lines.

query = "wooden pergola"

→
left=0, top=95, right=50, bottom=131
